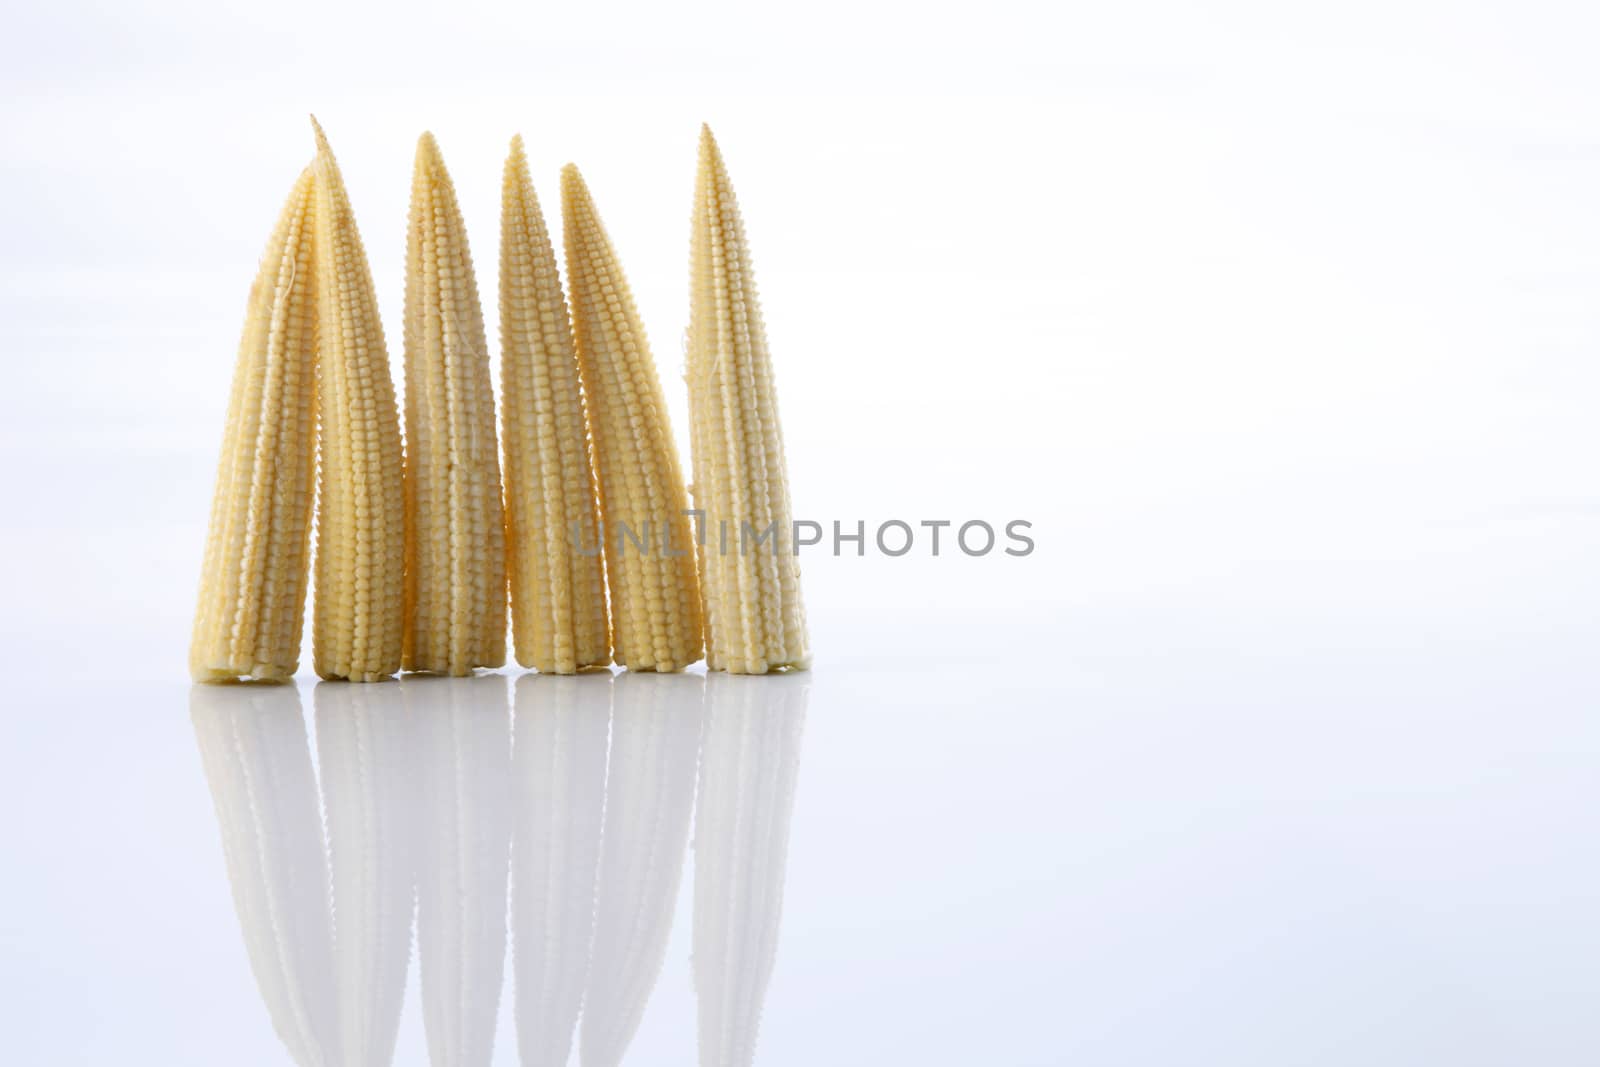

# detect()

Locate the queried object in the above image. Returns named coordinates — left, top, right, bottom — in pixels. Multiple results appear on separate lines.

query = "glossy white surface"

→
left=3, top=625, right=1596, bottom=1065
left=5, top=0, right=1600, bottom=1061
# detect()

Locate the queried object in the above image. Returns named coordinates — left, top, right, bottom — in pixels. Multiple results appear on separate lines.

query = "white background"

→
left=0, top=0, right=1596, bottom=1063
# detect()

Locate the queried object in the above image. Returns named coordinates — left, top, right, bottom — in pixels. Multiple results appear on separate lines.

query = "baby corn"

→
left=500, top=138, right=610, bottom=674
left=561, top=165, right=702, bottom=672
left=311, top=119, right=406, bottom=682
left=189, top=166, right=319, bottom=683
left=403, top=133, right=507, bottom=675
left=687, top=128, right=810, bottom=674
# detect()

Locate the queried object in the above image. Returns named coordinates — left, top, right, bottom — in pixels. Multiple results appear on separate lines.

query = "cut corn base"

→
left=402, top=132, right=508, bottom=676
left=500, top=136, right=612, bottom=674
left=561, top=164, right=703, bottom=673
left=706, top=657, right=811, bottom=675
left=322, top=670, right=400, bottom=683
left=194, top=668, right=299, bottom=685
left=686, top=127, right=810, bottom=676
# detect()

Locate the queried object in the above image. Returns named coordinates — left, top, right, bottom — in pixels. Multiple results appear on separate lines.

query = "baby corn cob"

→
left=311, top=119, right=406, bottom=682
left=403, top=133, right=507, bottom=675
left=500, top=138, right=610, bottom=674
left=561, top=165, right=703, bottom=672
left=189, top=167, right=318, bottom=683
left=687, top=127, right=810, bottom=674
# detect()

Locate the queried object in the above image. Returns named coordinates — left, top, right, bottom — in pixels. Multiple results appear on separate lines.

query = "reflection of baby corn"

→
left=512, top=672, right=612, bottom=1067
left=694, top=674, right=810, bottom=1067
left=314, top=682, right=417, bottom=1067
left=407, top=675, right=512, bottom=1067
left=190, top=685, right=336, bottom=1067
left=194, top=672, right=809, bottom=1067
left=581, top=673, right=706, bottom=1067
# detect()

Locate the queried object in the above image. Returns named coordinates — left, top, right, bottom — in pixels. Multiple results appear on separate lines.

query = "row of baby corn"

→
left=190, top=119, right=808, bottom=683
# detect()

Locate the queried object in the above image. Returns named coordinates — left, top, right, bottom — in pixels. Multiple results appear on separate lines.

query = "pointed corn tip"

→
left=309, top=118, right=340, bottom=186
left=415, top=130, right=444, bottom=170
left=503, top=142, right=531, bottom=202
left=505, top=134, right=528, bottom=175
left=697, top=124, right=729, bottom=182
left=560, top=164, right=591, bottom=208
left=309, top=115, right=331, bottom=155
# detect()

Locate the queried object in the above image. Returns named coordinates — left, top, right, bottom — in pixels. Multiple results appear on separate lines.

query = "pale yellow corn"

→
left=402, top=133, right=507, bottom=675
left=561, top=165, right=703, bottom=672
left=311, top=118, right=406, bottom=682
left=190, top=166, right=319, bottom=683
left=500, top=137, right=610, bottom=674
left=686, top=127, right=810, bottom=674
